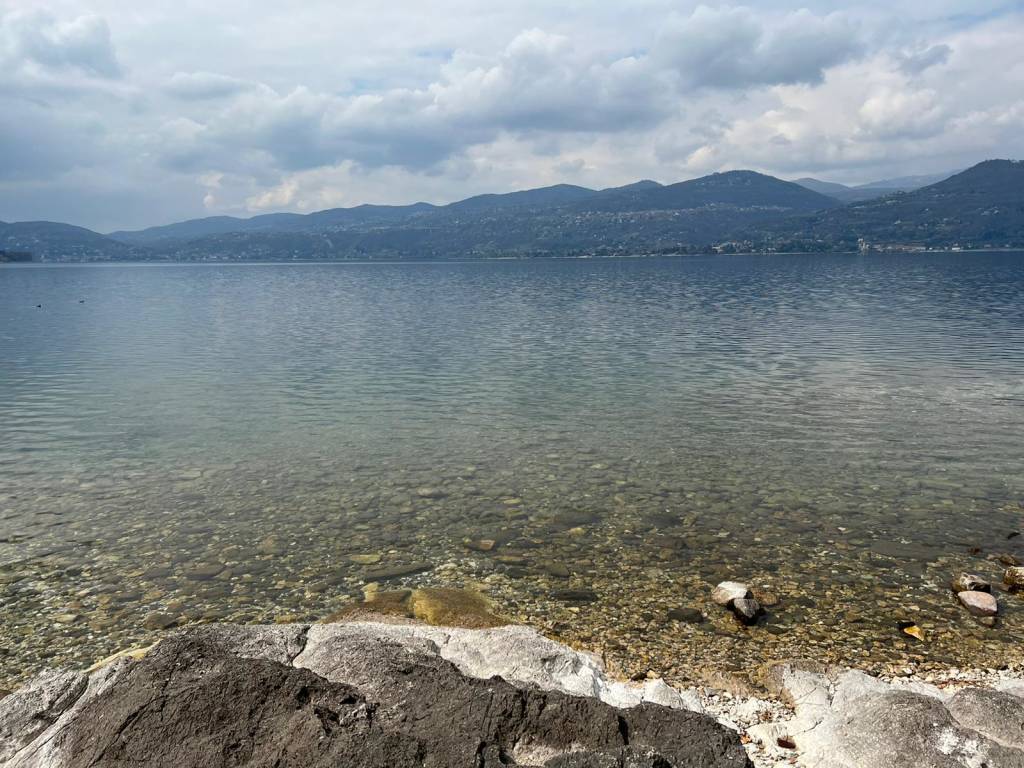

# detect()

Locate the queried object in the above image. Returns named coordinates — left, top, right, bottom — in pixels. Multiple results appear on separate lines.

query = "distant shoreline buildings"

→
left=0, top=249, right=33, bottom=262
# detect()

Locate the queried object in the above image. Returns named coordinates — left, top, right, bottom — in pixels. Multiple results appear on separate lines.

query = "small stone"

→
left=1004, top=566, right=1024, bottom=590
left=667, top=607, right=704, bottom=624
left=541, top=562, right=570, bottom=578
left=257, top=537, right=284, bottom=556
left=142, top=612, right=178, bottom=631
left=951, top=573, right=991, bottom=593
left=183, top=563, right=224, bottom=581
left=349, top=553, right=382, bottom=565
left=551, top=588, right=598, bottom=603
left=463, top=539, right=496, bottom=552
left=712, top=581, right=751, bottom=606
left=54, top=613, right=79, bottom=625
left=415, top=487, right=446, bottom=499
left=363, top=562, right=432, bottom=581
left=996, top=553, right=1022, bottom=567
left=957, top=591, right=998, bottom=617
left=731, top=598, right=762, bottom=625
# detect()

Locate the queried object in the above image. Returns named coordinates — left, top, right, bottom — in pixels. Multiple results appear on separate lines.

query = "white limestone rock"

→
left=712, top=582, right=752, bottom=606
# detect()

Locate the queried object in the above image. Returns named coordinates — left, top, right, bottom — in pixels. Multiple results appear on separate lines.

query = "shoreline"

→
left=3, top=614, right=1024, bottom=767
left=4, top=247, right=1024, bottom=267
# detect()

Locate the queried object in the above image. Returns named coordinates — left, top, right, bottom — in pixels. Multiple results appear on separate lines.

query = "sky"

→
left=1, top=1, right=1022, bottom=232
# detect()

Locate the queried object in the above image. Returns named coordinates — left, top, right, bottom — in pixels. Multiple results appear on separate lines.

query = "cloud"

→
left=655, top=6, right=863, bottom=90
left=164, top=71, right=259, bottom=100
left=897, top=44, right=952, bottom=74
left=161, top=29, right=674, bottom=174
left=152, top=7, right=870, bottom=181
left=0, top=9, right=121, bottom=80
left=0, top=2, right=1021, bottom=230
left=664, top=16, right=1024, bottom=180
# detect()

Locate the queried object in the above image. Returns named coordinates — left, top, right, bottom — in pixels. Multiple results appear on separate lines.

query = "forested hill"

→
left=2, top=161, right=1020, bottom=262
left=756, top=160, right=1024, bottom=251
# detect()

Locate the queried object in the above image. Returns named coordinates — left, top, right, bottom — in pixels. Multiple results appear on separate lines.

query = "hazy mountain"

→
left=1, top=220, right=138, bottom=261
left=110, top=204, right=436, bottom=245
left=762, top=160, right=1024, bottom=250
left=793, top=178, right=900, bottom=202
left=855, top=170, right=957, bottom=190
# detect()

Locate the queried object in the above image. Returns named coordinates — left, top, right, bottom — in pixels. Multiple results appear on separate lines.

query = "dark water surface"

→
left=1, top=253, right=1023, bottom=686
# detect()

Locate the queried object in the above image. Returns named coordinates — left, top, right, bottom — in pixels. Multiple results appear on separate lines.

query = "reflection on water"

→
left=1, top=253, right=1022, bottom=686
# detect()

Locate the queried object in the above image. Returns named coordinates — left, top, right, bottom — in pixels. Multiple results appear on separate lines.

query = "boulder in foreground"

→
left=0, top=622, right=750, bottom=768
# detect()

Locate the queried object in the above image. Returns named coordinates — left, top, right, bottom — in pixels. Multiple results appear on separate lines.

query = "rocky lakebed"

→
left=4, top=578, right=1024, bottom=768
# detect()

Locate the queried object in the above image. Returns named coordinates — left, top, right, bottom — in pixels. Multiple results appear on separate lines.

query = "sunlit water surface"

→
left=1, top=253, right=1023, bottom=686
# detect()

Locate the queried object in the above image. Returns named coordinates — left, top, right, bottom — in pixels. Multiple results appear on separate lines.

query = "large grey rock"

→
left=0, top=670, right=86, bottom=763
left=748, top=662, right=1024, bottom=767
left=1, top=623, right=749, bottom=768
left=947, top=687, right=1024, bottom=750
left=300, top=622, right=706, bottom=713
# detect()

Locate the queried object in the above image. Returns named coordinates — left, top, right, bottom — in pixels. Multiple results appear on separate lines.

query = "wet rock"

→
left=415, top=486, right=446, bottom=499
left=182, top=563, right=224, bottom=581
left=957, top=590, right=998, bottom=617
left=362, top=562, right=432, bottom=581
left=408, top=587, right=506, bottom=628
left=348, top=553, right=382, bottom=565
left=256, top=537, right=283, bottom=556
left=712, top=581, right=751, bottom=606
left=463, top=538, right=497, bottom=552
left=950, top=573, right=990, bottom=593
left=542, top=562, right=571, bottom=578
left=667, top=607, right=704, bottom=624
left=142, top=612, right=179, bottom=631
left=552, top=588, right=599, bottom=604
left=1005, top=566, right=1024, bottom=591
left=731, top=598, right=762, bottom=625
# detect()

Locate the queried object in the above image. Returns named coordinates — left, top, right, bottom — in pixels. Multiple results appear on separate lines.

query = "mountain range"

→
left=1, top=161, right=1020, bottom=261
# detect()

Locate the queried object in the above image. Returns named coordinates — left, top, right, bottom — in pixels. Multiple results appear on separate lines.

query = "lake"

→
left=1, top=252, right=1023, bottom=687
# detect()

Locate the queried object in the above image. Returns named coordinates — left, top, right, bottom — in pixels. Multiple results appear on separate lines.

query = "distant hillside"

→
left=578, top=170, right=838, bottom=214
left=109, top=204, right=438, bottom=245
left=140, top=171, right=840, bottom=261
left=7, top=161, right=1019, bottom=261
left=793, top=178, right=900, bottom=203
left=0, top=221, right=139, bottom=261
left=855, top=170, right=957, bottom=191
left=761, top=160, right=1024, bottom=250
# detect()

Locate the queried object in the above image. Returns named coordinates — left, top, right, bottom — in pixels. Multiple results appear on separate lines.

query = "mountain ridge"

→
left=3, top=160, right=1020, bottom=261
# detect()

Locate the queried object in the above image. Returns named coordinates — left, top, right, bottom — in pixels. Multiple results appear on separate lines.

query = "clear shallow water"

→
left=1, top=253, right=1023, bottom=686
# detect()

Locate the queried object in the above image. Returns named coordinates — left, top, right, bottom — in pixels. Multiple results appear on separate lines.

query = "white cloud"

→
left=655, top=6, right=863, bottom=89
left=0, top=9, right=121, bottom=80
left=0, top=1, right=1021, bottom=230
left=164, top=71, right=258, bottom=100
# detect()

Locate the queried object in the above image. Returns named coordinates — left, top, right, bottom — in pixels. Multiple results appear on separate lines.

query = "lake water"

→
left=1, top=253, right=1023, bottom=687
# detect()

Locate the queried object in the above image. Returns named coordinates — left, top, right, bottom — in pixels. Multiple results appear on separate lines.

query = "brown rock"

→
left=951, top=573, right=991, bottom=593
left=1004, top=566, right=1024, bottom=590
left=957, top=590, right=998, bottom=617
